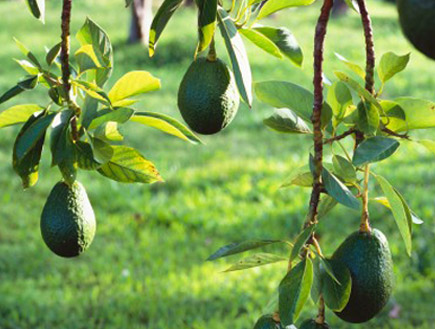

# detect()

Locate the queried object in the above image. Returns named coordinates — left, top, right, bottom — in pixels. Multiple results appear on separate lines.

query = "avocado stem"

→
left=360, top=164, right=372, bottom=233
left=206, top=38, right=217, bottom=62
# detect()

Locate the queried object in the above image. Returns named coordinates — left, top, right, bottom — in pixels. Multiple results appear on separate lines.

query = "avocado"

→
left=178, top=57, right=240, bottom=135
left=299, top=319, right=330, bottom=329
left=254, top=314, right=283, bottom=329
left=397, top=0, right=435, bottom=60
left=332, top=229, right=394, bottom=323
left=41, top=181, right=96, bottom=258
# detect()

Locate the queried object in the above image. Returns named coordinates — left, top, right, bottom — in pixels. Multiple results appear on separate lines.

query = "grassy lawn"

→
left=0, top=0, right=434, bottom=328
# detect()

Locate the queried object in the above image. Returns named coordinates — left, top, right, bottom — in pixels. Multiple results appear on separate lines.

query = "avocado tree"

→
left=159, top=0, right=435, bottom=328
left=0, top=0, right=200, bottom=257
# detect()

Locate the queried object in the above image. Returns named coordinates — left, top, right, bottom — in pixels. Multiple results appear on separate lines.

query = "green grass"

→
left=0, top=0, right=434, bottom=328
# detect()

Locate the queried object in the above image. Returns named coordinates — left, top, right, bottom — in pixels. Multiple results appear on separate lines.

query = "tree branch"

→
left=324, top=128, right=356, bottom=144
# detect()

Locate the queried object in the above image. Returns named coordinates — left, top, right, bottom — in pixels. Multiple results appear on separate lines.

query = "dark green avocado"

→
left=177, top=57, right=240, bottom=135
left=40, top=181, right=96, bottom=258
left=332, top=229, right=394, bottom=323
left=254, top=314, right=283, bottom=329
left=299, top=319, right=330, bottom=329
left=397, top=0, right=435, bottom=60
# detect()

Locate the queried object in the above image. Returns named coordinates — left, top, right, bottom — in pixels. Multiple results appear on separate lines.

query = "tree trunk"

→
left=129, top=0, right=153, bottom=45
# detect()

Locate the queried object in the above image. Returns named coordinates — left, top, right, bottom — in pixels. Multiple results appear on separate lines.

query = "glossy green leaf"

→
left=384, top=97, right=435, bottom=133
left=322, top=168, right=360, bottom=210
left=281, top=165, right=312, bottom=188
left=94, top=122, right=124, bottom=141
left=257, top=0, right=315, bottom=20
left=321, top=259, right=352, bottom=312
left=224, top=253, right=287, bottom=272
left=14, top=112, right=55, bottom=161
left=353, top=136, right=400, bottom=166
left=0, top=75, right=39, bottom=105
left=131, top=111, right=202, bottom=144
left=88, top=108, right=135, bottom=130
left=311, top=259, right=322, bottom=303
left=24, top=0, right=45, bottom=22
left=0, top=104, right=42, bottom=128
left=75, top=141, right=101, bottom=170
left=90, top=137, right=114, bottom=164
left=372, top=197, right=423, bottom=225
left=374, top=174, right=412, bottom=256
left=317, top=195, right=338, bottom=219
left=290, top=225, right=316, bottom=263
left=218, top=7, right=253, bottom=106
left=253, top=314, right=282, bottom=329
left=264, top=108, right=311, bottom=134
left=253, top=26, right=303, bottom=67
left=378, top=52, right=410, bottom=84
left=255, top=81, right=332, bottom=128
left=50, top=110, right=74, bottom=166
left=357, top=101, right=380, bottom=136
left=76, top=18, right=113, bottom=86
left=149, top=0, right=184, bottom=56
left=14, top=59, right=40, bottom=75
left=240, top=28, right=283, bottom=59
left=14, top=38, right=41, bottom=68
left=46, top=42, right=61, bottom=66
left=108, top=71, right=161, bottom=105
left=98, top=145, right=162, bottom=184
left=334, top=53, right=365, bottom=79
left=72, top=80, right=112, bottom=105
left=332, top=155, right=356, bottom=183
left=196, top=0, right=218, bottom=53
left=327, top=81, right=353, bottom=124
left=279, top=258, right=313, bottom=326
left=12, top=111, right=45, bottom=189
left=208, top=240, right=283, bottom=261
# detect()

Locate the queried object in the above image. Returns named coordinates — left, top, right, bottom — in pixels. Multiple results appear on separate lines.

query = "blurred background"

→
left=0, top=0, right=434, bottom=328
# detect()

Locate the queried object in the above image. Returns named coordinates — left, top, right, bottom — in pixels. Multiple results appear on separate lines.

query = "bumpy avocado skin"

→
left=254, top=315, right=284, bottom=329
left=397, top=0, right=435, bottom=60
left=299, top=319, right=330, bottom=329
left=41, top=181, right=96, bottom=258
left=332, top=229, right=394, bottom=323
left=178, top=57, right=240, bottom=135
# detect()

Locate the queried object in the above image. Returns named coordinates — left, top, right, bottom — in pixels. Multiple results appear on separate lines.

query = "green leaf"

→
left=279, top=258, right=313, bottom=326
left=89, top=136, right=113, bottom=164
left=374, top=174, right=412, bottom=256
left=356, top=101, right=380, bottom=136
left=311, top=259, right=322, bottom=303
left=14, top=112, right=55, bottom=162
left=240, top=28, right=283, bottom=59
left=289, top=225, right=316, bottom=263
left=98, top=145, right=162, bottom=184
left=253, top=314, right=282, bottom=329
left=72, top=80, right=112, bottom=105
left=24, top=0, right=45, bottom=22
left=332, top=155, right=356, bottom=183
left=50, top=110, right=74, bottom=166
left=253, top=26, right=303, bottom=67
left=149, top=0, right=184, bottom=56
left=12, top=111, right=45, bottom=189
left=75, top=141, right=101, bottom=170
left=327, top=81, right=353, bottom=124
left=255, top=81, right=332, bottom=128
left=353, top=136, right=400, bottom=166
left=207, top=240, right=283, bottom=261
left=14, top=59, right=40, bottom=75
left=125, top=0, right=134, bottom=7
left=257, top=0, right=315, bottom=20
left=14, top=38, right=41, bottom=68
left=46, top=42, right=61, bottom=66
left=80, top=96, right=99, bottom=129
left=218, top=7, right=253, bottom=107
left=334, top=53, right=365, bottom=80
left=0, top=104, right=42, bottom=128
left=75, top=44, right=101, bottom=73
left=281, top=165, right=312, bottom=188
left=384, top=97, right=435, bottom=133
left=108, top=71, right=161, bottom=105
left=131, top=112, right=202, bottom=144
left=0, top=75, right=39, bottom=105
left=322, top=168, right=360, bottom=210
left=94, top=122, right=124, bottom=142
left=224, top=253, right=287, bottom=272
left=88, top=108, right=135, bottom=130
left=264, top=108, right=311, bottom=134
left=378, top=52, right=410, bottom=84
left=76, top=18, right=113, bottom=86
left=334, top=71, right=382, bottom=113
left=317, top=195, right=338, bottom=219
left=196, top=0, right=218, bottom=53
left=372, top=196, right=423, bottom=225
left=320, top=259, right=352, bottom=312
